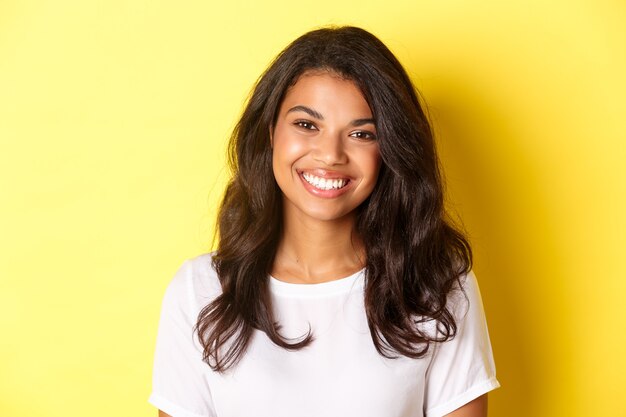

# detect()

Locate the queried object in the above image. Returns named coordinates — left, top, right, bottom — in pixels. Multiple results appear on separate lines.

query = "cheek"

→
left=272, top=131, right=307, bottom=168
left=361, top=146, right=383, bottom=180
left=271, top=131, right=308, bottom=189
left=373, top=149, right=383, bottom=173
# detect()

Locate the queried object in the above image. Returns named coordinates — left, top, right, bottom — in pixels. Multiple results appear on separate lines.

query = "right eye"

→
left=294, top=120, right=317, bottom=130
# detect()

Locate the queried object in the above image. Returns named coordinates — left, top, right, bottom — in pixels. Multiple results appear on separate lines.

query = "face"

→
left=271, top=71, right=382, bottom=224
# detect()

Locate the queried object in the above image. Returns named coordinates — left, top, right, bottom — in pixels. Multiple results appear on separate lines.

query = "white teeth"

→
left=302, top=173, right=348, bottom=191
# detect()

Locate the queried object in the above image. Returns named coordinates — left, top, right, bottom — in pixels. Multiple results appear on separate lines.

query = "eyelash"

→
left=294, top=120, right=317, bottom=130
left=349, top=131, right=377, bottom=141
left=293, top=120, right=377, bottom=141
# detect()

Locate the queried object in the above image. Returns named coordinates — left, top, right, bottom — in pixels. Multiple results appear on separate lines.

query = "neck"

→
left=272, top=210, right=365, bottom=284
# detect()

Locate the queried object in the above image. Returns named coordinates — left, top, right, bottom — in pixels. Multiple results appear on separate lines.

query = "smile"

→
left=301, top=172, right=349, bottom=191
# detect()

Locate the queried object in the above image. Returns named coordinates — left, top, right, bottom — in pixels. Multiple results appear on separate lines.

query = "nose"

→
left=312, top=131, right=348, bottom=166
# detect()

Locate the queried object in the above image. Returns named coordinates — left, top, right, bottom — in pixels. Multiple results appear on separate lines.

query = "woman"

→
left=150, top=26, right=499, bottom=417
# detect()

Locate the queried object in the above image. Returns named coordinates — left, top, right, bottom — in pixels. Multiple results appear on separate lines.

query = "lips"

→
left=297, top=169, right=352, bottom=197
left=301, top=172, right=349, bottom=191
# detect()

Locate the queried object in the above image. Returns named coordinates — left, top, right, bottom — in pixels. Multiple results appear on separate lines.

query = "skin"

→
left=158, top=71, right=489, bottom=417
left=270, top=71, right=381, bottom=284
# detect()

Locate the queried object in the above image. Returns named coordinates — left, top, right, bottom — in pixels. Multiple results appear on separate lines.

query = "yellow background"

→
left=1, top=0, right=624, bottom=416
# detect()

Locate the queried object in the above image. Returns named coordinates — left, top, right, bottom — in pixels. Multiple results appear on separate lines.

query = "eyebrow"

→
left=286, top=105, right=376, bottom=127
left=351, top=118, right=376, bottom=127
left=286, top=105, right=324, bottom=120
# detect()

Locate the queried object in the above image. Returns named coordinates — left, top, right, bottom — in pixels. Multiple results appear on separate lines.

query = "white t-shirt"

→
left=149, top=254, right=499, bottom=417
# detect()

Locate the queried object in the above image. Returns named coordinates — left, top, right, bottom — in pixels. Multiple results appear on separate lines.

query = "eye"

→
left=294, top=120, right=317, bottom=131
left=350, top=130, right=377, bottom=141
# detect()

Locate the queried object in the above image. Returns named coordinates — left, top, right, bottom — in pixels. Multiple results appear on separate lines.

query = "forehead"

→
left=279, top=70, right=372, bottom=116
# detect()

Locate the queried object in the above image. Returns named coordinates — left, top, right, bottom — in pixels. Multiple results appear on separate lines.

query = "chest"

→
left=205, top=294, right=432, bottom=417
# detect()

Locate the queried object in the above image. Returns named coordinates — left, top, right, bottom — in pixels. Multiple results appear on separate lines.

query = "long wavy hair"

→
left=195, top=26, right=473, bottom=372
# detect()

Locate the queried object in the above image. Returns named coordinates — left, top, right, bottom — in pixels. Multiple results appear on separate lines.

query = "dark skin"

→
left=158, top=75, right=491, bottom=417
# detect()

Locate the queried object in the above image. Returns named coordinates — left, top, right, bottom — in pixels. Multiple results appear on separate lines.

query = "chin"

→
left=302, top=208, right=354, bottom=222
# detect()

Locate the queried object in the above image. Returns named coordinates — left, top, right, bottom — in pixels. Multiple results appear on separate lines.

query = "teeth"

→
left=302, top=173, right=348, bottom=191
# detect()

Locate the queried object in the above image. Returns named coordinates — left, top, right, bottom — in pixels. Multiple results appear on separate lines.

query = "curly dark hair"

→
left=195, top=26, right=472, bottom=372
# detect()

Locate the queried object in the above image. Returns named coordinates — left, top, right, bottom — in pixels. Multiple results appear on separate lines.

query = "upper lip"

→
left=297, top=168, right=352, bottom=179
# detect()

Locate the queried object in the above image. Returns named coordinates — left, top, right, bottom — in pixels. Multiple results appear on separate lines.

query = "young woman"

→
left=149, top=26, right=499, bottom=417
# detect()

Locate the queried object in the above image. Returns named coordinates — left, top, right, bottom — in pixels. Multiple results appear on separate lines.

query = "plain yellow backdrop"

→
left=1, top=0, right=624, bottom=416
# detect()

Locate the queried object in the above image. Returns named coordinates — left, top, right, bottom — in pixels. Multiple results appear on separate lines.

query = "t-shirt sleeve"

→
left=148, top=260, right=217, bottom=417
left=423, top=270, right=500, bottom=417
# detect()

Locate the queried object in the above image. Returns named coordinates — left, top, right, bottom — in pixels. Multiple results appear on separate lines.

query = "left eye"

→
left=295, top=120, right=317, bottom=130
left=350, top=131, right=377, bottom=140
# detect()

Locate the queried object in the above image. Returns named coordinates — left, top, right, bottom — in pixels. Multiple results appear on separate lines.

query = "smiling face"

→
left=271, top=71, right=382, bottom=224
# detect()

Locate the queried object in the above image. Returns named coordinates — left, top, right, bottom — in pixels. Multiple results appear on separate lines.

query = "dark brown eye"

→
left=350, top=130, right=377, bottom=140
left=295, top=120, right=317, bottom=130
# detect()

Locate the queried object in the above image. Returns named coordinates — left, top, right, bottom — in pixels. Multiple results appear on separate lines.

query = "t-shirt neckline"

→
left=268, top=268, right=366, bottom=297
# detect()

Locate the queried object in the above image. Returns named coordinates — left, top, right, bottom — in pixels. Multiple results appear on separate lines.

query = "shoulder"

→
left=436, top=269, right=493, bottom=358
left=423, top=269, right=499, bottom=414
left=459, top=269, right=480, bottom=296
left=163, top=252, right=223, bottom=318
left=417, top=270, right=482, bottom=338
left=445, top=269, right=483, bottom=320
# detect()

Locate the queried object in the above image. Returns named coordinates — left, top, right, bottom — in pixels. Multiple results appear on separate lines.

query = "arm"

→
left=445, top=394, right=488, bottom=417
left=149, top=259, right=218, bottom=417
left=424, top=272, right=499, bottom=417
